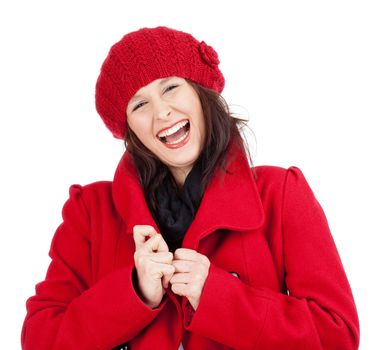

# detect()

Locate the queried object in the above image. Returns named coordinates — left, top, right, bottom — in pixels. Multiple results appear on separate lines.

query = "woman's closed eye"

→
left=133, top=101, right=146, bottom=111
left=164, top=84, right=178, bottom=93
left=132, top=85, right=179, bottom=112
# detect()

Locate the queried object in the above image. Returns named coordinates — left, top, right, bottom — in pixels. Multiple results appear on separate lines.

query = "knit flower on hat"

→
left=198, top=41, right=220, bottom=68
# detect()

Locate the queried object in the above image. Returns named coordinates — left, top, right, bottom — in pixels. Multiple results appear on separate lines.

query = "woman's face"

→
left=126, top=76, right=205, bottom=183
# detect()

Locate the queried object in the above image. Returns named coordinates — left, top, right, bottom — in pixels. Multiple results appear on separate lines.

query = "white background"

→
left=1, top=0, right=373, bottom=348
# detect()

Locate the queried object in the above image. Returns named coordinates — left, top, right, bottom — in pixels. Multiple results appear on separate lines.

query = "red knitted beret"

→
left=95, top=26, right=225, bottom=139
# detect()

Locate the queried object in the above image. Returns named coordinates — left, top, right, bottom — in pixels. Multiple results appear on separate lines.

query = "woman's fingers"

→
left=162, top=269, right=175, bottom=289
left=133, top=225, right=169, bottom=253
left=133, top=225, right=158, bottom=250
left=149, top=251, right=174, bottom=263
left=133, top=225, right=173, bottom=291
left=141, top=260, right=175, bottom=282
left=144, top=233, right=169, bottom=253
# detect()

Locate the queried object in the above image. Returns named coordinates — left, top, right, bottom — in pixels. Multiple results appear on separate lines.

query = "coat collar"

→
left=112, top=140, right=265, bottom=248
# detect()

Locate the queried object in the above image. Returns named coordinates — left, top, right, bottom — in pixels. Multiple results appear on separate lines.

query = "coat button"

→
left=230, top=271, right=240, bottom=279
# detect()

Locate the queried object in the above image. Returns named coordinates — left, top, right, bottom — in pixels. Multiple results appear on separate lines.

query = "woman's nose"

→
left=154, top=100, right=172, bottom=120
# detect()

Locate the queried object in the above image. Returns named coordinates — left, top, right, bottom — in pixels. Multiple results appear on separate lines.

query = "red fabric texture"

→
left=21, top=142, right=359, bottom=349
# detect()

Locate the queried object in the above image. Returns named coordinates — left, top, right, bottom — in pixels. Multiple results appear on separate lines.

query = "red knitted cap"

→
left=95, top=26, right=225, bottom=139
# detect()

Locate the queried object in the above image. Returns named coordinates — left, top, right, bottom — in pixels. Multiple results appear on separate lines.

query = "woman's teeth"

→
left=164, top=128, right=189, bottom=144
left=157, top=120, right=189, bottom=138
left=158, top=120, right=190, bottom=144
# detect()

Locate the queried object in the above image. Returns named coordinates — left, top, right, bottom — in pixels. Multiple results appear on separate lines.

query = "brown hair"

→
left=124, top=79, right=257, bottom=212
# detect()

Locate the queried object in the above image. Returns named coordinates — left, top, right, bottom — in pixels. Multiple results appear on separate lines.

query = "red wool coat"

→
left=21, top=142, right=360, bottom=349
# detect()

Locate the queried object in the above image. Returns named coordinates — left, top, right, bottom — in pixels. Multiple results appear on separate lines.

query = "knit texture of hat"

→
left=95, top=26, right=225, bottom=139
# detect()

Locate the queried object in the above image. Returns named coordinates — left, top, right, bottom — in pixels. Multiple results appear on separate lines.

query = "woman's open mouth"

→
left=157, top=120, right=191, bottom=148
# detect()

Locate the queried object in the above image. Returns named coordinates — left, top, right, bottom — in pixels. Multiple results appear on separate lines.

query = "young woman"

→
left=21, top=26, right=360, bottom=350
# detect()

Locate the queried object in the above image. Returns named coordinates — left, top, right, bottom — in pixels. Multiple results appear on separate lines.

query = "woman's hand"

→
left=169, top=248, right=211, bottom=310
left=133, top=225, right=175, bottom=309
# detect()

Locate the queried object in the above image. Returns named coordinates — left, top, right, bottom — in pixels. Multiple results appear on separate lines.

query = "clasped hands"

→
left=133, top=225, right=210, bottom=311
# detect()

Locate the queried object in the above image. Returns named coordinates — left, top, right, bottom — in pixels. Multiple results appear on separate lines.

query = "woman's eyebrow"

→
left=159, top=76, right=176, bottom=85
left=129, top=92, right=143, bottom=103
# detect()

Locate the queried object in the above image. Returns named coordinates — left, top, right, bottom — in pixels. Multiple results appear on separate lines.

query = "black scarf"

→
left=151, top=157, right=204, bottom=253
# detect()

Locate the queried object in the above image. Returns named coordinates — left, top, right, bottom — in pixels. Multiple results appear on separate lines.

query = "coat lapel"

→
left=112, top=141, right=265, bottom=249
left=112, top=150, right=158, bottom=233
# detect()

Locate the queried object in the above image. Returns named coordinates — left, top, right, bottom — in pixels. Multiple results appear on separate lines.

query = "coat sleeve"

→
left=182, top=166, right=360, bottom=349
left=21, top=184, right=167, bottom=350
